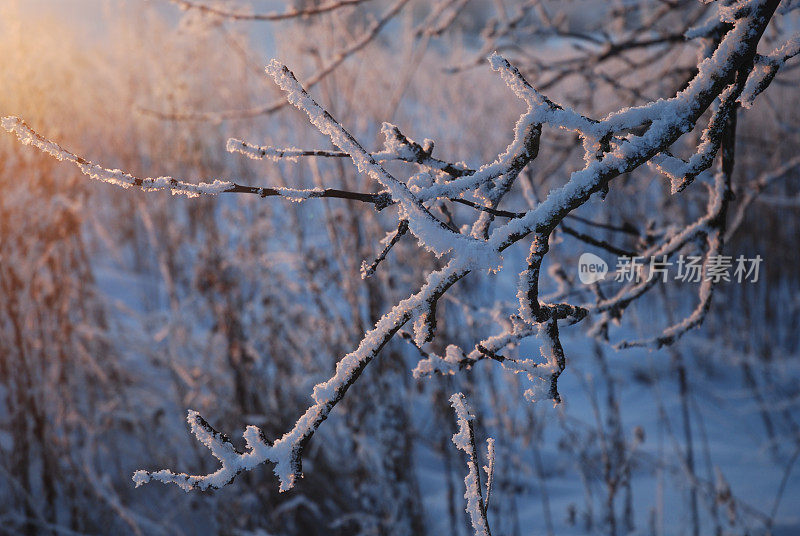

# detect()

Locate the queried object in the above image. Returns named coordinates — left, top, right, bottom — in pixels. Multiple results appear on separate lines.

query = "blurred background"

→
left=1, top=1, right=799, bottom=534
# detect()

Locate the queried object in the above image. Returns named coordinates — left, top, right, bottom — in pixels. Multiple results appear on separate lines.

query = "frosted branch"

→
left=450, top=393, right=492, bottom=536
left=1, top=117, right=232, bottom=198
left=2, top=0, right=786, bottom=501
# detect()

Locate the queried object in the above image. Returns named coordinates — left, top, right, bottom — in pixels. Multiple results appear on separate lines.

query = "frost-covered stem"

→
left=450, top=393, right=492, bottom=536
left=740, top=34, right=800, bottom=107
left=412, top=326, right=523, bottom=375
left=411, top=319, right=569, bottom=391
left=517, top=232, right=551, bottom=324
left=361, top=219, right=409, bottom=278
left=517, top=230, right=588, bottom=328
left=228, top=126, right=471, bottom=178
left=540, top=318, right=567, bottom=403
left=378, top=122, right=473, bottom=177
left=227, top=140, right=357, bottom=160
left=1, top=117, right=231, bottom=198
left=0, top=116, right=394, bottom=207
left=483, top=438, right=496, bottom=512
left=412, top=305, right=581, bottom=404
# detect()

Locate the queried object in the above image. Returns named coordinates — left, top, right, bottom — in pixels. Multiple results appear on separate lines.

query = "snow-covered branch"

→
left=450, top=393, right=493, bottom=536
left=2, top=0, right=789, bottom=503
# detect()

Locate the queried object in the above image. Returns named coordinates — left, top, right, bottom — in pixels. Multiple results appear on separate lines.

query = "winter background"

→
left=1, top=0, right=799, bottom=535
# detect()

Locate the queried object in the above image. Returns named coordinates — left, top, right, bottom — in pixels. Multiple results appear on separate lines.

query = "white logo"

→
left=578, top=252, right=608, bottom=284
